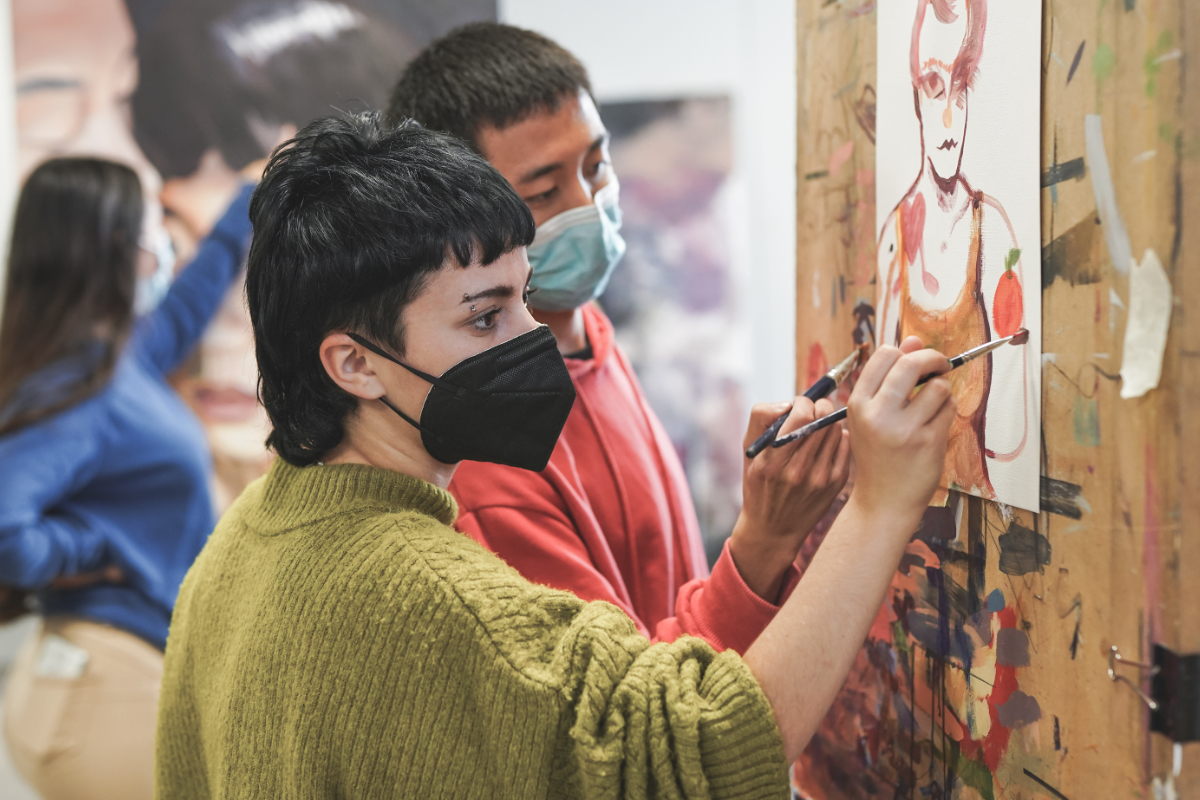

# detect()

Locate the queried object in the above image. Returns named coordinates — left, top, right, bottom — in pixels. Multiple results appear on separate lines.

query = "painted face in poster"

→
left=875, top=0, right=1041, bottom=512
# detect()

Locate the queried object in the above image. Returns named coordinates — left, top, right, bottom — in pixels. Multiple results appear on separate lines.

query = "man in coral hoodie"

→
left=387, top=23, right=850, bottom=653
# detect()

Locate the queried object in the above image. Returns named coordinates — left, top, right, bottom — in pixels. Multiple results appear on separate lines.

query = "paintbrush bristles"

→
left=1010, top=328, right=1029, bottom=346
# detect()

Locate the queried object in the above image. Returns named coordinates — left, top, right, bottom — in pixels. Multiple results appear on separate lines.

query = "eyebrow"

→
left=460, top=267, right=535, bottom=307
left=461, top=285, right=514, bottom=305
left=17, top=77, right=82, bottom=94
left=516, top=133, right=608, bottom=185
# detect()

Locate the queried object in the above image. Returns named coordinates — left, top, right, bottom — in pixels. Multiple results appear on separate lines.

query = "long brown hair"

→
left=0, top=157, right=144, bottom=436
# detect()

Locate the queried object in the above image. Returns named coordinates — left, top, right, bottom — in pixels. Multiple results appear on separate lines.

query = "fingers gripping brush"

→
left=769, top=328, right=1030, bottom=449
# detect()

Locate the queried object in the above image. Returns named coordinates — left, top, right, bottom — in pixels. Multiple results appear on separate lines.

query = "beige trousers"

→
left=3, top=617, right=161, bottom=800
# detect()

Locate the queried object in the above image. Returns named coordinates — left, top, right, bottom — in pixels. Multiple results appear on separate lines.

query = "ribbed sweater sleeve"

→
left=416, top=528, right=789, bottom=799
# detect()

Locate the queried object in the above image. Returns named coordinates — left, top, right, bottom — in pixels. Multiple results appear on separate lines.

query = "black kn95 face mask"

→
left=348, top=326, right=576, bottom=472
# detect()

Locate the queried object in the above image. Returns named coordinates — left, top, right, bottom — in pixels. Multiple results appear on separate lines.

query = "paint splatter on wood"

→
left=1067, top=41, right=1086, bottom=84
left=1040, top=477, right=1090, bottom=519
left=998, top=690, right=1042, bottom=727
left=1042, top=215, right=1102, bottom=291
left=1041, top=157, right=1086, bottom=187
left=998, top=522, right=1052, bottom=575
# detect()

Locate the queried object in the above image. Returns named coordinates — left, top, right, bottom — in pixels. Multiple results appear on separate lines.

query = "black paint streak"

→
left=1067, top=41, right=1086, bottom=84
left=1042, top=216, right=1101, bottom=291
left=1041, top=476, right=1089, bottom=520
left=805, top=169, right=829, bottom=180
left=1070, top=616, right=1081, bottom=659
left=998, top=522, right=1052, bottom=575
left=1025, top=769, right=1071, bottom=800
left=1041, top=157, right=1086, bottom=187
left=967, top=497, right=985, bottom=618
left=1054, top=716, right=1061, bottom=750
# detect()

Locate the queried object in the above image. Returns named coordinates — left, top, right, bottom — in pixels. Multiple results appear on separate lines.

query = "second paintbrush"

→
left=770, top=329, right=1031, bottom=450
left=743, top=343, right=868, bottom=459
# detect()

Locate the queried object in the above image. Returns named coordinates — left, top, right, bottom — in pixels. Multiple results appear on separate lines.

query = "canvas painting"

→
left=875, top=0, right=1041, bottom=512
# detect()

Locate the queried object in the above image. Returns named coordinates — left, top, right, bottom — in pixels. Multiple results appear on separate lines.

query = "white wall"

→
left=0, top=0, right=16, bottom=310
left=500, top=0, right=798, bottom=404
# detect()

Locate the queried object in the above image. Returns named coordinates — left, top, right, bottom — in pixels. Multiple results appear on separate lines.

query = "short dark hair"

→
left=386, top=22, right=591, bottom=149
left=246, top=112, right=535, bottom=465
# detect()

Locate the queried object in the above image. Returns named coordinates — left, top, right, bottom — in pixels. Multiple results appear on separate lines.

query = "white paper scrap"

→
left=1120, top=248, right=1172, bottom=399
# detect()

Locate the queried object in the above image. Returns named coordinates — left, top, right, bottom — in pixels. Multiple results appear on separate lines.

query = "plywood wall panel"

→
left=793, top=0, right=1196, bottom=796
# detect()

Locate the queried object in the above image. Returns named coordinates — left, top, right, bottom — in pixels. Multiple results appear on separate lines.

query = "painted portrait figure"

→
left=875, top=0, right=1028, bottom=504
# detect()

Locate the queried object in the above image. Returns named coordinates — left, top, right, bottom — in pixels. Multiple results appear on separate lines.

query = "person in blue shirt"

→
left=0, top=156, right=253, bottom=800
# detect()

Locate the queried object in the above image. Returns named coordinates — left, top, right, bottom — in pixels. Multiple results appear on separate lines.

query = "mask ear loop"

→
left=346, top=333, right=469, bottom=397
left=346, top=332, right=465, bottom=441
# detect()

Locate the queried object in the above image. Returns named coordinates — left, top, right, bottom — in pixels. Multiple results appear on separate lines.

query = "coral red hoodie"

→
left=450, top=304, right=796, bottom=653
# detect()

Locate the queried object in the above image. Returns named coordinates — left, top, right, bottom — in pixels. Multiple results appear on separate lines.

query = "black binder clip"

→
left=1108, top=644, right=1200, bottom=743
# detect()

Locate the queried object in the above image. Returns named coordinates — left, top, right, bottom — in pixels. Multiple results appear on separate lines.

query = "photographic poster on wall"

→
left=14, top=0, right=497, bottom=509
left=875, top=0, right=1042, bottom=512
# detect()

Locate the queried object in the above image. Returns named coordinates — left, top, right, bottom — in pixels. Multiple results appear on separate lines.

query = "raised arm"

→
left=132, top=184, right=254, bottom=375
left=0, top=407, right=115, bottom=589
left=744, top=337, right=955, bottom=762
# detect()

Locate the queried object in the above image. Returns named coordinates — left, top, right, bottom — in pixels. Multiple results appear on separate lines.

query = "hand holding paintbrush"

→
left=771, top=329, right=1030, bottom=450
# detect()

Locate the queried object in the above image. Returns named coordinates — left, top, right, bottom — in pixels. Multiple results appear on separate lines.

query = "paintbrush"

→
left=744, top=343, right=869, bottom=458
left=770, top=328, right=1030, bottom=450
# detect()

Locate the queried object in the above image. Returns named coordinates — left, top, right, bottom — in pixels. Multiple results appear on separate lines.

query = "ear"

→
left=319, top=333, right=386, bottom=401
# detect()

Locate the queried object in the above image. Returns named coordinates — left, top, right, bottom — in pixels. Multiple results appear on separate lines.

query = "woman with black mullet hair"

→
left=0, top=156, right=254, bottom=800
left=156, top=112, right=959, bottom=800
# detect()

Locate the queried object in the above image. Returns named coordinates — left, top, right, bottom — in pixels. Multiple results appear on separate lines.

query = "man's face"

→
left=476, top=89, right=613, bottom=226
left=915, top=10, right=970, bottom=182
left=14, top=0, right=163, bottom=207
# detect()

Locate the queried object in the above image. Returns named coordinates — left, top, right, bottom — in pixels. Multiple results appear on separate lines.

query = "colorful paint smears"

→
left=794, top=499, right=1056, bottom=800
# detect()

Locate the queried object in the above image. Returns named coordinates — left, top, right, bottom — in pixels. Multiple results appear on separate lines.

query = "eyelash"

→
left=523, top=161, right=609, bottom=205
left=471, top=308, right=502, bottom=332
left=469, top=287, right=536, bottom=332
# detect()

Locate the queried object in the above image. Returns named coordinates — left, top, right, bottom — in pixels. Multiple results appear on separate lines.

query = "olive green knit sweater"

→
left=155, top=460, right=788, bottom=799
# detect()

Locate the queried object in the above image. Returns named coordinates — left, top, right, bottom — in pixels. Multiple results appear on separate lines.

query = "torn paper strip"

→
left=1120, top=248, right=1172, bottom=399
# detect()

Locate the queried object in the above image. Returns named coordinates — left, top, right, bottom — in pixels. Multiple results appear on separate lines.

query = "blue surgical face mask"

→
left=526, top=178, right=626, bottom=312
left=135, top=226, right=176, bottom=315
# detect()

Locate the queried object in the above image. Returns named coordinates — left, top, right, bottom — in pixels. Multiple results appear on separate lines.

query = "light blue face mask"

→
left=134, top=226, right=177, bottom=315
left=526, top=178, right=626, bottom=312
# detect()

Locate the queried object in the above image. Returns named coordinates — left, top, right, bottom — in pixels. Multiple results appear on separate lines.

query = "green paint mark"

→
left=1159, top=122, right=1175, bottom=144
left=1144, top=31, right=1176, bottom=98
left=1073, top=396, right=1100, bottom=447
left=930, top=741, right=996, bottom=800
left=1005, top=248, right=1021, bottom=271
left=891, top=620, right=910, bottom=658
left=1093, top=43, right=1117, bottom=83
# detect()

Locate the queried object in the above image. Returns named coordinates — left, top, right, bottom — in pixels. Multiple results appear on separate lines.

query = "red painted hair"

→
left=910, top=0, right=987, bottom=98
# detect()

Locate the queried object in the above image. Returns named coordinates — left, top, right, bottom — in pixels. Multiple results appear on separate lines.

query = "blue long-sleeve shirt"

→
left=0, top=185, right=254, bottom=650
